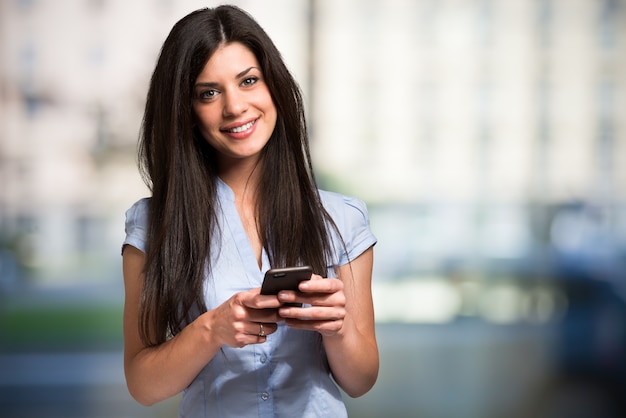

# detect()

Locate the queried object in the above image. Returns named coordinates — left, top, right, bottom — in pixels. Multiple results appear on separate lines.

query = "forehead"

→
left=197, top=42, right=260, bottom=81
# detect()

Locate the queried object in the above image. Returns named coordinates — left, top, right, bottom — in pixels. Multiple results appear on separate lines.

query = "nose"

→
left=222, top=89, right=248, bottom=117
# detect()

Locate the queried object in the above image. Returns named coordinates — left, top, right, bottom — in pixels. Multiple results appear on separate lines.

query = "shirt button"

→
left=260, top=355, right=267, bottom=364
left=261, top=392, right=269, bottom=401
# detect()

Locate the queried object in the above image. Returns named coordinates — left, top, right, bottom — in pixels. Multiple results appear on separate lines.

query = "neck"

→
left=218, top=157, right=264, bottom=268
left=218, top=157, right=262, bottom=201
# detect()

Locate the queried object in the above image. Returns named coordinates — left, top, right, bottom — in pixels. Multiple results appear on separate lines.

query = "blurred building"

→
left=307, top=0, right=626, bottom=295
left=0, top=0, right=309, bottom=287
left=3, top=0, right=624, bottom=288
left=0, top=0, right=625, bottom=348
left=314, top=0, right=626, bottom=207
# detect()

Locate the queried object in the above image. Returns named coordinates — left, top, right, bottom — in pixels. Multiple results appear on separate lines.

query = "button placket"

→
left=254, top=343, right=274, bottom=414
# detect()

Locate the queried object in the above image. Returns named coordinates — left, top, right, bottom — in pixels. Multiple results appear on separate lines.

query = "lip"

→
left=221, top=117, right=258, bottom=134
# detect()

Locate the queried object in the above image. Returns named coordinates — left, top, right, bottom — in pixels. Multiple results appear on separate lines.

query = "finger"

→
left=253, top=294, right=283, bottom=309
left=298, top=277, right=343, bottom=293
left=279, top=305, right=346, bottom=321
left=238, top=289, right=282, bottom=310
left=232, top=329, right=264, bottom=348
left=246, top=307, right=280, bottom=322
left=283, top=318, right=344, bottom=336
left=278, top=290, right=345, bottom=308
left=232, top=323, right=269, bottom=347
left=249, top=322, right=278, bottom=336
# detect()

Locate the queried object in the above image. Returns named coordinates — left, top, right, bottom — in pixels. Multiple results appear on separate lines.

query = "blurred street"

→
left=0, top=319, right=555, bottom=418
left=1, top=281, right=625, bottom=418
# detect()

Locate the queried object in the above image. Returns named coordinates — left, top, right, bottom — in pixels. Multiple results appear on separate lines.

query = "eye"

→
left=241, top=76, right=258, bottom=87
left=197, top=89, right=219, bottom=101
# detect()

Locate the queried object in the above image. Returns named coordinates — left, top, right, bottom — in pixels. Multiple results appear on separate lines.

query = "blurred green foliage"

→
left=0, top=302, right=123, bottom=352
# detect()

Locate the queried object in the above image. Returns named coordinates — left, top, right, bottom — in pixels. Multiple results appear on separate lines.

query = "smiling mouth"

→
left=225, top=119, right=256, bottom=133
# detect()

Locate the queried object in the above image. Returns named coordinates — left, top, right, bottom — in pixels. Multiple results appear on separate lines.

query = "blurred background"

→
left=1, top=0, right=625, bottom=417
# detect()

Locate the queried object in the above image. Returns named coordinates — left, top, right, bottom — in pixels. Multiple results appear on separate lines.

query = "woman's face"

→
left=192, top=42, right=277, bottom=169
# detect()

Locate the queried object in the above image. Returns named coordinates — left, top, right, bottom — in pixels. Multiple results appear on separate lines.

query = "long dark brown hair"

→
left=137, top=5, right=338, bottom=346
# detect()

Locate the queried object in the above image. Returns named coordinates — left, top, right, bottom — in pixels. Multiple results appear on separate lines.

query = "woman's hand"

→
left=277, top=248, right=378, bottom=398
left=204, top=288, right=283, bottom=348
left=276, top=274, right=347, bottom=336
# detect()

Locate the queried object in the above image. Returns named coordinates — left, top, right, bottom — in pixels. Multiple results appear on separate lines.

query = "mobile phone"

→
left=260, top=266, right=312, bottom=296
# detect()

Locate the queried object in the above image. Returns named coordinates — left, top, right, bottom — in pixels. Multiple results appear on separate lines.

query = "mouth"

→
left=223, top=119, right=257, bottom=134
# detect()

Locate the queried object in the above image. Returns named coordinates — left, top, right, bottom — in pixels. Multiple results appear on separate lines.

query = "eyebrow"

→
left=194, top=66, right=258, bottom=89
left=236, top=66, right=256, bottom=78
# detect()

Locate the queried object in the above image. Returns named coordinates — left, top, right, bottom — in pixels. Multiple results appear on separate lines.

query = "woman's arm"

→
left=323, top=246, right=378, bottom=397
left=122, top=245, right=281, bottom=406
left=277, top=246, right=378, bottom=397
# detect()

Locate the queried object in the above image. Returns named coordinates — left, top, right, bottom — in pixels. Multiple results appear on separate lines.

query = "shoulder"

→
left=318, top=189, right=376, bottom=265
left=126, top=197, right=150, bottom=215
left=125, top=198, right=150, bottom=228
left=123, top=198, right=151, bottom=254
left=318, top=189, right=371, bottom=226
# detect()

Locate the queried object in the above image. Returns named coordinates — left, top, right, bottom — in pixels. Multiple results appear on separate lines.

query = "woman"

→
left=122, top=5, right=378, bottom=417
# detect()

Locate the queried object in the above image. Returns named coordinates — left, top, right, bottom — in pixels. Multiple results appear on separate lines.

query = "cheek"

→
left=194, top=109, right=220, bottom=133
left=256, top=86, right=277, bottom=118
left=263, top=99, right=278, bottom=128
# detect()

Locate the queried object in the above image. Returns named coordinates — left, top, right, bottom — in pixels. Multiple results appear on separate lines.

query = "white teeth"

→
left=228, top=120, right=255, bottom=133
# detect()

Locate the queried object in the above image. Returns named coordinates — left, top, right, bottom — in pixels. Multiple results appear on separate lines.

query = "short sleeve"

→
left=319, top=191, right=377, bottom=267
left=122, top=198, right=150, bottom=254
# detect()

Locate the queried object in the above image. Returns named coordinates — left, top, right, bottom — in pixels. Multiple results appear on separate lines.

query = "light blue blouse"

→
left=123, top=179, right=377, bottom=418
